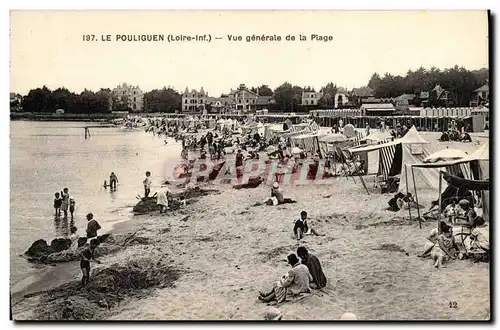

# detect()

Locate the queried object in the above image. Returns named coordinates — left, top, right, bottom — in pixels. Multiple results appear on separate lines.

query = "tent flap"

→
left=442, top=171, right=490, bottom=191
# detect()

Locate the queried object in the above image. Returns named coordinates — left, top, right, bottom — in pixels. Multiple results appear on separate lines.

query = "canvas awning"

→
left=423, top=149, right=469, bottom=163
left=442, top=171, right=489, bottom=191
left=349, top=139, right=401, bottom=154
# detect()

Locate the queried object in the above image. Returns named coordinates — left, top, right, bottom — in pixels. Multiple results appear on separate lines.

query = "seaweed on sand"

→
left=132, top=187, right=220, bottom=215
left=372, top=244, right=409, bottom=256
left=28, top=258, right=182, bottom=320
left=257, top=245, right=295, bottom=263
left=25, top=233, right=149, bottom=265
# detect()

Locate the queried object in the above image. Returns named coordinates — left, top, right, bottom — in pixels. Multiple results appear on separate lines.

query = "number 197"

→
left=82, top=35, right=95, bottom=41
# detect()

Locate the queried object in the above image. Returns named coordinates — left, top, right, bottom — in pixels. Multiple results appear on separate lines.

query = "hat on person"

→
left=340, top=312, right=357, bottom=320
left=273, top=182, right=279, bottom=189
left=263, top=307, right=283, bottom=321
left=287, top=253, right=299, bottom=266
left=458, top=199, right=470, bottom=207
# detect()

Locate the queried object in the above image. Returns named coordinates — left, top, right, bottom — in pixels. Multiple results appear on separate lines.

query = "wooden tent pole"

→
left=438, top=171, right=443, bottom=234
left=405, top=164, right=412, bottom=222
left=411, top=166, right=422, bottom=229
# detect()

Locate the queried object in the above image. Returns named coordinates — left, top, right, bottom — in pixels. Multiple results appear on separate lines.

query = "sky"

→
left=10, top=10, right=489, bottom=97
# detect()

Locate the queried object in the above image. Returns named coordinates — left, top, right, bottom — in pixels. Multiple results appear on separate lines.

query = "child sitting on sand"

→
left=54, top=192, right=62, bottom=217
left=430, top=225, right=458, bottom=268
left=79, top=238, right=101, bottom=287
left=293, top=211, right=324, bottom=240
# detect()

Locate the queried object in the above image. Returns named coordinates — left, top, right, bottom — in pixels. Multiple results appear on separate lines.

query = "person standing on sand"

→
left=235, top=149, right=244, bottom=168
left=143, top=171, right=152, bottom=198
left=297, top=246, right=327, bottom=289
left=258, top=254, right=312, bottom=303
left=60, top=188, right=70, bottom=219
left=86, top=213, right=101, bottom=239
left=79, top=239, right=101, bottom=287
left=156, top=183, right=170, bottom=214
left=69, top=226, right=80, bottom=252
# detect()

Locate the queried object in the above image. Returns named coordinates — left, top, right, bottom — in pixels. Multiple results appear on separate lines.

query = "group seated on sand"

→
left=418, top=215, right=489, bottom=268
left=258, top=246, right=327, bottom=304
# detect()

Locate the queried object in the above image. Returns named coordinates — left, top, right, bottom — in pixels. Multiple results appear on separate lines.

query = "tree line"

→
left=14, top=65, right=488, bottom=113
left=367, top=66, right=488, bottom=106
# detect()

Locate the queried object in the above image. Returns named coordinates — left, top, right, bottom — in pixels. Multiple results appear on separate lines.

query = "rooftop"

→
left=474, top=83, right=489, bottom=92
left=361, top=103, right=395, bottom=110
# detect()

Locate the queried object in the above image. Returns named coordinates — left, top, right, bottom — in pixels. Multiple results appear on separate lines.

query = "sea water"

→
left=10, top=121, right=181, bottom=290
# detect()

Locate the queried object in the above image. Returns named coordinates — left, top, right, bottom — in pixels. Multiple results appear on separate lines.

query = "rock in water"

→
left=25, top=238, right=70, bottom=258
left=133, top=197, right=160, bottom=215
left=50, top=238, right=71, bottom=252
left=25, top=239, right=51, bottom=257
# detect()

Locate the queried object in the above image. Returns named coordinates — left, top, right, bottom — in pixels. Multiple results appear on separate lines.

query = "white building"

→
left=302, top=91, right=323, bottom=106
left=112, top=83, right=144, bottom=112
left=182, top=87, right=208, bottom=112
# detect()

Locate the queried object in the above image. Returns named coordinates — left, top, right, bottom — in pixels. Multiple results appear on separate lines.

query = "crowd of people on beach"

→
left=37, top=113, right=488, bottom=315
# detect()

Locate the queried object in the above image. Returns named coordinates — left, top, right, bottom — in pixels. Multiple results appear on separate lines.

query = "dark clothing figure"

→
left=387, top=193, right=405, bottom=212
left=294, top=219, right=309, bottom=236
left=86, top=219, right=101, bottom=238
left=302, top=254, right=327, bottom=289
left=110, top=173, right=118, bottom=189
left=235, top=152, right=244, bottom=167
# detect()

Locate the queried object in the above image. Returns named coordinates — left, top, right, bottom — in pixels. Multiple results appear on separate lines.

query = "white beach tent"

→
left=264, top=124, right=284, bottom=140
left=401, top=142, right=490, bottom=222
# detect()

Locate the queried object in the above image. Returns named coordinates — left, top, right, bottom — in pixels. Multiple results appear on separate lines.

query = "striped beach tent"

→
left=291, top=133, right=322, bottom=157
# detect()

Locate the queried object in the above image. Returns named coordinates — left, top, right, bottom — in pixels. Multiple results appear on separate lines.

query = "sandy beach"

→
left=10, top=131, right=490, bottom=321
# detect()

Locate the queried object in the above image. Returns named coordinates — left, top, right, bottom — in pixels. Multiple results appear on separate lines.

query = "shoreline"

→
left=10, top=211, right=140, bottom=305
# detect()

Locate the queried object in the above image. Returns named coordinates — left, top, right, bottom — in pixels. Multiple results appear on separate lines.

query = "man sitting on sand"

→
left=293, top=211, right=324, bottom=240
left=297, top=246, right=327, bottom=289
left=258, top=254, right=312, bottom=303
left=263, top=182, right=297, bottom=206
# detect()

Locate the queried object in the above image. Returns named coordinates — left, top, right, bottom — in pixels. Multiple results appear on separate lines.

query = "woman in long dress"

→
left=156, top=183, right=170, bottom=214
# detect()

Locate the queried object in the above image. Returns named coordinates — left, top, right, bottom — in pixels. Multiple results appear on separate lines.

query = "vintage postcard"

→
left=9, top=10, right=490, bottom=321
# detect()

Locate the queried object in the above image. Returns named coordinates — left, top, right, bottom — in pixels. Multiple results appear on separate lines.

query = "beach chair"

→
left=335, top=146, right=369, bottom=194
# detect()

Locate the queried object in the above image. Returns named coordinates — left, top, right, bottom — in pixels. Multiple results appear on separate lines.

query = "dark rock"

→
left=25, top=239, right=51, bottom=257
left=50, top=238, right=71, bottom=252
left=77, top=237, right=88, bottom=248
